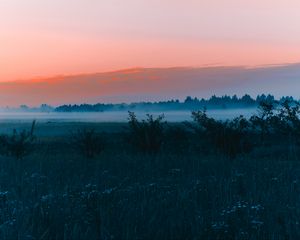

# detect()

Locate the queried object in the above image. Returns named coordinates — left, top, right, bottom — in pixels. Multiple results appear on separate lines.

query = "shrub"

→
left=249, top=99, right=300, bottom=145
left=191, top=110, right=252, bottom=158
left=127, top=111, right=166, bottom=154
left=165, top=125, right=190, bottom=153
left=250, top=100, right=277, bottom=141
left=0, top=120, right=36, bottom=161
left=71, top=128, right=104, bottom=159
left=276, top=100, right=300, bottom=139
left=224, top=115, right=253, bottom=158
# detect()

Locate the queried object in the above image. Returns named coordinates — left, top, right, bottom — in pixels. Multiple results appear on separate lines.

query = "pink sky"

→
left=1, top=0, right=300, bottom=81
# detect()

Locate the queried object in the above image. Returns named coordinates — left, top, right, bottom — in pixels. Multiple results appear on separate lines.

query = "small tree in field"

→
left=0, top=120, right=36, bottom=161
left=127, top=111, right=166, bottom=154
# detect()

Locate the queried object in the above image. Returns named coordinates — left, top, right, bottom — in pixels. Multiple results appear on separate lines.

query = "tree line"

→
left=55, top=94, right=295, bottom=112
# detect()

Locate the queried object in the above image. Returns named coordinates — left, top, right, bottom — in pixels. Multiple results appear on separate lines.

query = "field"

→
left=0, top=106, right=300, bottom=239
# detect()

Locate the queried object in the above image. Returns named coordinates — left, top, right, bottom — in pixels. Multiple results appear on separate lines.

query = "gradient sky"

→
left=1, top=0, right=300, bottom=81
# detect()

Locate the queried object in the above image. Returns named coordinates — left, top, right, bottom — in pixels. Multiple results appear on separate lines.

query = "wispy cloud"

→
left=0, top=64, right=299, bottom=106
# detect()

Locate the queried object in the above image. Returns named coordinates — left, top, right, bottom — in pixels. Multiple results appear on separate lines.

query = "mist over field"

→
left=0, top=108, right=256, bottom=123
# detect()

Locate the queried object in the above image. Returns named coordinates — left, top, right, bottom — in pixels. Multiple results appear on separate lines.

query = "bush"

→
left=127, top=111, right=166, bottom=154
left=250, top=100, right=277, bottom=141
left=71, top=128, right=104, bottom=159
left=165, top=125, right=190, bottom=153
left=0, top=120, right=36, bottom=161
left=191, top=110, right=252, bottom=158
left=276, top=100, right=300, bottom=139
left=249, top=99, right=300, bottom=145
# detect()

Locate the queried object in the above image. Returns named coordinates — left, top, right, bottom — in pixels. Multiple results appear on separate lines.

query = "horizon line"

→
left=2, top=93, right=297, bottom=109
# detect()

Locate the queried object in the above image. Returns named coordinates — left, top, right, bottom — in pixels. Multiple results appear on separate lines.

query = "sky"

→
left=1, top=64, right=300, bottom=106
left=1, top=0, right=300, bottom=82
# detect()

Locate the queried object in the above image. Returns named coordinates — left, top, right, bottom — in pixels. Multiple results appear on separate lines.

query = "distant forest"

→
left=54, top=94, right=295, bottom=112
left=4, top=94, right=296, bottom=112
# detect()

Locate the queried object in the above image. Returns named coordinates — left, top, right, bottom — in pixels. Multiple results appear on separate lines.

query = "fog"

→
left=0, top=108, right=257, bottom=123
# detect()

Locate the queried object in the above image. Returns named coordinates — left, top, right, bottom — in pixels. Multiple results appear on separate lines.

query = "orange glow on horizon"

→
left=0, top=33, right=300, bottom=82
left=1, top=0, right=300, bottom=81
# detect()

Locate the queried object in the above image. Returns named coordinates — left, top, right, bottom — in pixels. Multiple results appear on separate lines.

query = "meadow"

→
left=0, top=101, right=299, bottom=239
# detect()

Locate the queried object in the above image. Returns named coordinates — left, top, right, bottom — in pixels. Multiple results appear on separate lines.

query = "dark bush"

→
left=0, top=120, right=36, bottom=161
left=191, top=110, right=252, bottom=158
left=127, top=111, right=166, bottom=154
left=250, top=100, right=277, bottom=141
left=71, top=128, right=104, bottom=159
left=165, top=125, right=190, bottom=153
left=277, top=100, right=300, bottom=139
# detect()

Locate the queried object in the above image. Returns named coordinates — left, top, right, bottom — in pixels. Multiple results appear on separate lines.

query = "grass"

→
left=0, top=108, right=300, bottom=239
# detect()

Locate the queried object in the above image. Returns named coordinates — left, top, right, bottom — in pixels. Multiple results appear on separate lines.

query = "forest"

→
left=55, top=94, right=283, bottom=112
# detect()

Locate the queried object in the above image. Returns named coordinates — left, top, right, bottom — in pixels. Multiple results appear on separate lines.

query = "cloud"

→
left=0, top=64, right=299, bottom=106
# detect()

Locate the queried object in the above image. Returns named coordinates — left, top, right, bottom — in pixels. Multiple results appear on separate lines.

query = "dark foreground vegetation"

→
left=0, top=100, right=300, bottom=239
